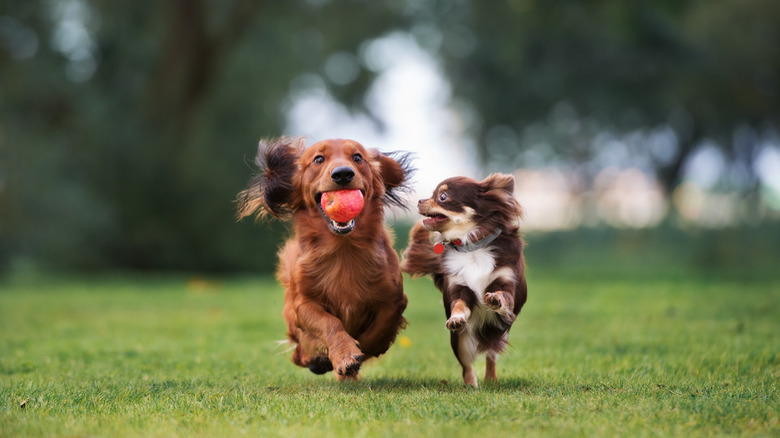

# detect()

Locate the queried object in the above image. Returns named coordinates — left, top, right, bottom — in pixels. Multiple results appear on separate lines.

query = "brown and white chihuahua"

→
left=401, top=173, right=527, bottom=387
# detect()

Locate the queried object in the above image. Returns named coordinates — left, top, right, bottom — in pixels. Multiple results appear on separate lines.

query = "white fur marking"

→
left=489, top=266, right=516, bottom=286
left=440, top=207, right=477, bottom=241
left=457, top=327, right=479, bottom=367
left=444, top=247, right=496, bottom=302
left=457, top=305, right=499, bottom=388
left=466, top=305, right=498, bottom=335
left=452, top=207, right=476, bottom=224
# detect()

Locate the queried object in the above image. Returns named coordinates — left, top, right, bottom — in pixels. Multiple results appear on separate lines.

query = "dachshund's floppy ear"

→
left=369, top=149, right=415, bottom=210
left=237, top=137, right=304, bottom=220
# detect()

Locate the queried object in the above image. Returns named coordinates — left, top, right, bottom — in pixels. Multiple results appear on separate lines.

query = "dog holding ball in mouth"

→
left=237, top=137, right=414, bottom=381
left=319, top=189, right=365, bottom=234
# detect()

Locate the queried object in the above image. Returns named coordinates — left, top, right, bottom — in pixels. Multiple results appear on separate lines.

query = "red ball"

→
left=321, top=189, right=364, bottom=222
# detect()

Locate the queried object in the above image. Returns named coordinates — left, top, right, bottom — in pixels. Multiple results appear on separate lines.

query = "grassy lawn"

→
left=1, top=268, right=778, bottom=437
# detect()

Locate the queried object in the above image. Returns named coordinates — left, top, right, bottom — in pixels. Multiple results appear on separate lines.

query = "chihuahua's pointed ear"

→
left=237, top=137, right=304, bottom=220
left=369, top=149, right=415, bottom=210
left=482, top=173, right=515, bottom=196
left=481, top=172, right=523, bottom=223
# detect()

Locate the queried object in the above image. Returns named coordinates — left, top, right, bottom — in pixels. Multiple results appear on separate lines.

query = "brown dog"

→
left=402, top=174, right=527, bottom=387
left=237, top=137, right=413, bottom=380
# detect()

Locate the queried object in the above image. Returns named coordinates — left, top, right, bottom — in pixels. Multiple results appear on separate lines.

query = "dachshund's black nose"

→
left=331, top=166, right=355, bottom=185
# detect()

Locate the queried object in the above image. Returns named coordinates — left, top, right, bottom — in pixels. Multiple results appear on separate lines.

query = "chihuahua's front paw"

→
left=485, top=292, right=505, bottom=311
left=446, top=314, right=468, bottom=332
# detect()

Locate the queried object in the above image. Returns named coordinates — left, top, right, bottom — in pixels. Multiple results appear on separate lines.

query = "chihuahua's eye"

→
left=352, top=153, right=363, bottom=164
left=439, top=192, right=448, bottom=202
left=313, top=155, right=324, bottom=164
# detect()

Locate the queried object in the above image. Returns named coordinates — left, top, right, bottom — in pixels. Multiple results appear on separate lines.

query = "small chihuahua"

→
left=402, top=173, right=527, bottom=387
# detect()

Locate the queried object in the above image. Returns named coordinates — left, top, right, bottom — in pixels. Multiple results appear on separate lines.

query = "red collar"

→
left=433, top=229, right=502, bottom=254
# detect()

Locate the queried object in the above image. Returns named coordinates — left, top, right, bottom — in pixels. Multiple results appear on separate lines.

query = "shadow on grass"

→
left=325, top=376, right=538, bottom=393
left=103, top=374, right=610, bottom=400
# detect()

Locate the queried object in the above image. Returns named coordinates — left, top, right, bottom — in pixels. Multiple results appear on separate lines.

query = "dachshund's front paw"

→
left=307, top=356, right=333, bottom=375
left=336, top=353, right=364, bottom=377
left=330, top=338, right=364, bottom=378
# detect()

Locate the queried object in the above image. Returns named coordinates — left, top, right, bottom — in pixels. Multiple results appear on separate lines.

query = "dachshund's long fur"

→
left=238, top=137, right=413, bottom=380
left=401, top=174, right=527, bottom=387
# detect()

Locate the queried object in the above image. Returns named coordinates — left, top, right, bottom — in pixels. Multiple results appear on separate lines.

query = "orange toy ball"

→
left=321, top=189, right=364, bottom=222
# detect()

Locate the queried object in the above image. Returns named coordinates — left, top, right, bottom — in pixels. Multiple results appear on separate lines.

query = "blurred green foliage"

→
left=522, top=224, right=780, bottom=280
left=424, top=0, right=780, bottom=191
left=1, top=0, right=778, bottom=272
left=0, top=0, right=408, bottom=272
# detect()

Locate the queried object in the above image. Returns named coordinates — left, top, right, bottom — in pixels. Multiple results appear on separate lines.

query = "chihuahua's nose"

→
left=331, top=166, right=355, bottom=186
left=418, top=199, right=425, bottom=207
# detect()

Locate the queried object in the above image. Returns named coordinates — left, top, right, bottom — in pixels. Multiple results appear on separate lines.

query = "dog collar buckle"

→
left=434, top=239, right=463, bottom=254
left=433, top=229, right=502, bottom=254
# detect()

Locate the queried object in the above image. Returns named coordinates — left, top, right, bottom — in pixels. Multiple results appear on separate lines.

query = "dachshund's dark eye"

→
left=439, top=192, right=448, bottom=202
left=313, top=155, right=324, bottom=164
left=352, top=153, right=363, bottom=164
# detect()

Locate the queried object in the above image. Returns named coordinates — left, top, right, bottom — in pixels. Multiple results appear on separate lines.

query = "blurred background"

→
left=1, top=0, right=779, bottom=275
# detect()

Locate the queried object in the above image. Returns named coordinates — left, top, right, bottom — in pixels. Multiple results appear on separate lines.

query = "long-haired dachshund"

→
left=237, top=137, right=413, bottom=381
left=401, top=174, right=527, bottom=387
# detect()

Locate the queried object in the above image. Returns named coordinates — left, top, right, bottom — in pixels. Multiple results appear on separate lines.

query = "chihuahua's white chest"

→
left=443, top=247, right=496, bottom=301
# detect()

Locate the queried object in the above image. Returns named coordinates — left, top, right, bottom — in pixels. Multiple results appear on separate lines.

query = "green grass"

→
left=1, top=269, right=778, bottom=437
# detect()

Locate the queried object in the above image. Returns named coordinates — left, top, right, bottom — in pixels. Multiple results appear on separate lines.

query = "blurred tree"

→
left=410, top=0, right=779, bottom=193
left=2, top=0, right=777, bottom=272
left=0, top=0, right=408, bottom=272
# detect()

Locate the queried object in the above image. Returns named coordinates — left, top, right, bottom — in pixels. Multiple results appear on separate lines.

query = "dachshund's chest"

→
left=305, top=252, right=392, bottom=305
